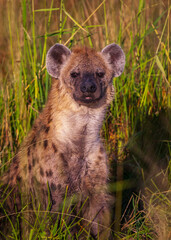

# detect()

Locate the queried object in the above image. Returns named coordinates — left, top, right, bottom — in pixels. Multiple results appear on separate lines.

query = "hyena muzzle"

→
left=0, top=43, right=125, bottom=239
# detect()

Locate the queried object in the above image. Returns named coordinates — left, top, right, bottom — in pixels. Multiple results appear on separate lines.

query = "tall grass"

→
left=0, top=0, right=171, bottom=239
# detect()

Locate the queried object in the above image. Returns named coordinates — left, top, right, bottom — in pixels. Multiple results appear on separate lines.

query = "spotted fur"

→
left=0, top=43, right=125, bottom=239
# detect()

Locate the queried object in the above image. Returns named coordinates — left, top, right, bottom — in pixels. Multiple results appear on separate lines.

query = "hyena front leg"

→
left=81, top=193, right=111, bottom=239
left=77, top=145, right=111, bottom=239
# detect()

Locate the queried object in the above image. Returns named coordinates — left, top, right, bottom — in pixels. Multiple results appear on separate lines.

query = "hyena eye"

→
left=96, top=72, right=105, bottom=78
left=70, top=72, right=80, bottom=78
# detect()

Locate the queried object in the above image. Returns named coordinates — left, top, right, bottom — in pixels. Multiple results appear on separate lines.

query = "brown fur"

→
left=0, top=44, right=125, bottom=239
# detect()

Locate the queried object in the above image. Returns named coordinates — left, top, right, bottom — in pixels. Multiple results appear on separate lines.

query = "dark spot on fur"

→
left=14, top=164, right=19, bottom=170
left=31, top=136, right=36, bottom=148
left=45, top=126, right=50, bottom=134
left=13, top=155, right=18, bottom=163
left=58, top=184, right=62, bottom=190
left=32, top=158, right=36, bottom=166
left=27, top=147, right=31, bottom=156
left=40, top=167, right=44, bottom=177
left=52, top=199, right=56, bottom=205
left=60, top=153, right=68, bottom=167
left=44, top=140, right=48, bottom=149
left=33, top=124, right=38, bottom=131
left=51, top=183, right=57, bottom=191
left=29, top=164, right=32, bottom=171
left=98, top=156, right=102, bottom=161
left=48, top=116, right=52, bottom=123
left=17, top=175, right=22, bottom=182
left=99, top=146, right=104, bottom=154
left=46, top=169, right=53, bottom=177
left=47, top=108, right=52, bottom=123
left=52, top=143, right=58, bottom=153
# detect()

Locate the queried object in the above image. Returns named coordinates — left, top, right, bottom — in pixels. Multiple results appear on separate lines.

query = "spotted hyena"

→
left=0, top=43, right=125, bottom=239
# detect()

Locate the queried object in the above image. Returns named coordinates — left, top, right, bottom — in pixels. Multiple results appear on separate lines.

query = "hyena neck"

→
left=46, top=82, right=107, bottom=153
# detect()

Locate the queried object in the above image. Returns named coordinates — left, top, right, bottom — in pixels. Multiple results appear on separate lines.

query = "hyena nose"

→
left=80, top=80, right=97, bottom=93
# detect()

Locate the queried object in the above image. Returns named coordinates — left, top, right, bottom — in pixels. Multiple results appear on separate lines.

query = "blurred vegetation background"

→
left=0, top=0, right=170, bottom=239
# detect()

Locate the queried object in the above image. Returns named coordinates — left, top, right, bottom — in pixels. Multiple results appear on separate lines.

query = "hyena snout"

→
left=80, top=74, right=97, bottom=94
left=74, top=72, right=102, bottom=105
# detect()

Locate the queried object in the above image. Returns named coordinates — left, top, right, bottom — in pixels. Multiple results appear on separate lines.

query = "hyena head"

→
left=46, top=43, right=125, bottom=108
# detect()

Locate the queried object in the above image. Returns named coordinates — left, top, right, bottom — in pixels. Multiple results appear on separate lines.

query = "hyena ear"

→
left=101, top=43, right=125, bottom=77
left=46, top=44, right=71, bottom=78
